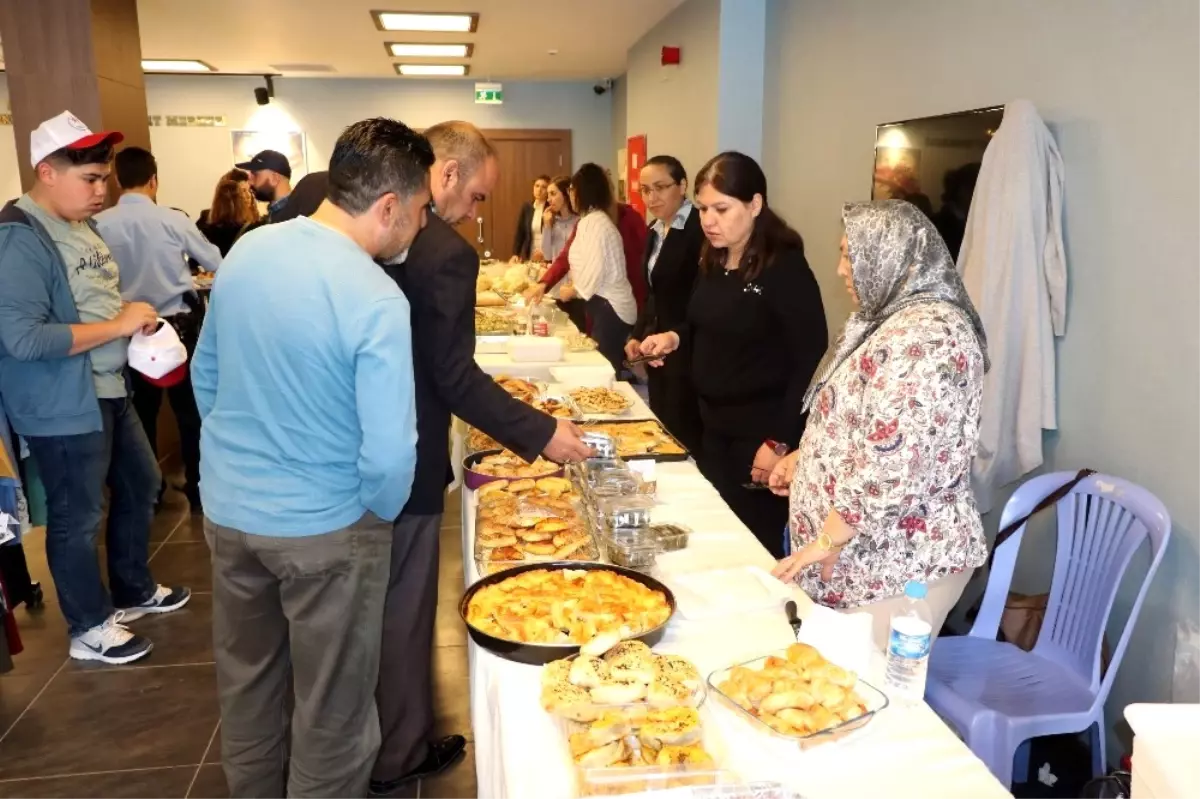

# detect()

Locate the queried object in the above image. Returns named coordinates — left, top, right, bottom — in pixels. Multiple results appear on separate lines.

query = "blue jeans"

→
left=25, top=397, right=160, bottom=636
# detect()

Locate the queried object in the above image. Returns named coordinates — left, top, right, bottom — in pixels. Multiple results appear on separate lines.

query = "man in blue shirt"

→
left=193, top=118, right=429, bottom=799
left=96, top=147, right=222, bottom=511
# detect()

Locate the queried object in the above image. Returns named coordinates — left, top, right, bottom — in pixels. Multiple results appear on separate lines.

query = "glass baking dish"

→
left=707, top=650, right=889, bottom=750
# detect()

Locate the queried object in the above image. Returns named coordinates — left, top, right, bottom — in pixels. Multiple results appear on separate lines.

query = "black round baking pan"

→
left=459, top=560, right=677, bottom=666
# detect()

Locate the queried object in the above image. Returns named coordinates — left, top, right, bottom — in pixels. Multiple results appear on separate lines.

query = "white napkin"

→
left=797, top=603, right=874, bottom=676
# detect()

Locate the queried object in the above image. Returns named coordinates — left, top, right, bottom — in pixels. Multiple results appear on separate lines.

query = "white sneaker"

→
left=68, top=611, right=153, bottom=664
left=117, top=585, right=192, bottom=619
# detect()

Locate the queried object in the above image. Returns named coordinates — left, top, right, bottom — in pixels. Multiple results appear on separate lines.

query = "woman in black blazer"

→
left=624, top=155, right=705, bottom=455
left=511, top=174, right=551, bottom=261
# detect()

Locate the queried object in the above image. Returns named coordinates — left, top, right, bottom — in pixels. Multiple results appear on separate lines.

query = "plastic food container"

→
left=560, top=701, right=732, bottom=797
left=534, top=394, right=584, bottom=422
left=707, top=650, right=889, bottom=750
left=581, top=432, right=618, bottom=458
left=551, top=365, right=615, bottom=389
left=591, top=474, right=641, bottom=502
left=507, top=335, right=565, bottom=363
left=600, top=496, right=655, bottom=530
left=650, top=523, right=691, bottom=551
left=604, top=533, right=659, bottom=572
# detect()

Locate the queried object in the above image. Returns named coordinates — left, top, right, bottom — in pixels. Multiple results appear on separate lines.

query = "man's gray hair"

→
left=424, top=121, right=496, bottom=178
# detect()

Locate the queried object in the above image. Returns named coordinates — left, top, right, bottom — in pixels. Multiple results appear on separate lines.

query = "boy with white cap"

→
left=0, top=111, right=191, bottom=665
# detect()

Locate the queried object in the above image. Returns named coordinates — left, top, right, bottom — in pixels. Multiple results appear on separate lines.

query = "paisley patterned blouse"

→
left=787, top=302, right=988, bottom=608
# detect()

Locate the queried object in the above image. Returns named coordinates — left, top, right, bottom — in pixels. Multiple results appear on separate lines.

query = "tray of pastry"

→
left=707, top=643, right=888, bottom=750
left=569, top=387, right=634, bottom=416
left=463, top=449, right=563, bottom=491
left=460, top=563, right=675, bottom=664
left=494, top=374, right=543, bottom=403
left=533, top=393, right=585, bottom=421
left=540, top=640, right=726, bottom=796
left=466, top=427, right=502, bottom=454
left=473, top=477, right=598, bottom=574
left=578, top=420, right=690, bottom=461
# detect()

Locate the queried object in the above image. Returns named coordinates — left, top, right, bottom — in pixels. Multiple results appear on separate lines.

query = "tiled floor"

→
left=0, top=484, right=477, bottom=798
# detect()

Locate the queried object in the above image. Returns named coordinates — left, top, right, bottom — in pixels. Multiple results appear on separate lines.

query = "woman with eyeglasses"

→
left=623, top=155, right=705, bottom=454
left=638, top=152, right=828, bottom=557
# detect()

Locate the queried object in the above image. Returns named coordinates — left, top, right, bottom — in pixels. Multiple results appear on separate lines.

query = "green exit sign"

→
left=475, top=82, right=503, bottom=105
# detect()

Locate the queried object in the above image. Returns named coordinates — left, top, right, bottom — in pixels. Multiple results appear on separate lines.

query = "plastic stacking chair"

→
left=925, top=471, right=1171, bottom=788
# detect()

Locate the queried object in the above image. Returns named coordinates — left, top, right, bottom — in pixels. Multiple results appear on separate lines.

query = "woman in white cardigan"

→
left=564, top=163, right=638, bottom=374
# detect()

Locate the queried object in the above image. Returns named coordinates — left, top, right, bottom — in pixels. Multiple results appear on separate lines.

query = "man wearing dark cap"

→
left=234, top=149, right=293, bottom=220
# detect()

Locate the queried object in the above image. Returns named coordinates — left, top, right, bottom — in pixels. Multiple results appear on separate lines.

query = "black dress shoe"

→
left=369, top=735, right=467, bottom=795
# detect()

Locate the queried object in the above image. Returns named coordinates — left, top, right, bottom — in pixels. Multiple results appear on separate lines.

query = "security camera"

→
left=255, top=75, right=276, bottom=106
left=593, top=78, right=613, bottom=96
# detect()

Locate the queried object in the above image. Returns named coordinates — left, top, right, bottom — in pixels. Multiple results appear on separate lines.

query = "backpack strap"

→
left=987, top=468, right=1097, bottom=567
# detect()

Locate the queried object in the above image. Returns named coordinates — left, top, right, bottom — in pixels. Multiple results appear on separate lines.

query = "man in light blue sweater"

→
left=192, top=118, right=430, bottom=798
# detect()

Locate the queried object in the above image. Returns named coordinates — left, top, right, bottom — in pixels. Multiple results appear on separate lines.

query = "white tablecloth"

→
left=458, top=460, right=1011, bottom=799
left=474, top=348, right=613, bottom=382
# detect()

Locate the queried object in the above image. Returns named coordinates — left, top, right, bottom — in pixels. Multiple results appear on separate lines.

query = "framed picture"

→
left=231, top=130, right=307, bottom=176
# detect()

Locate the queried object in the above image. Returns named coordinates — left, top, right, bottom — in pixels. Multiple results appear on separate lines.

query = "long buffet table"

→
left=459, top=344, right=1011, bottom=799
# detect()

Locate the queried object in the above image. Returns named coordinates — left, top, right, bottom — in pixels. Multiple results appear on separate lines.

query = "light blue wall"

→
left=762, top=0, right=1200, bottom=761
left=625, top=0, right=721, bottom=182
left=0, top=74, right=614, bottom=216
left=716, top=0, right=766, bottom=159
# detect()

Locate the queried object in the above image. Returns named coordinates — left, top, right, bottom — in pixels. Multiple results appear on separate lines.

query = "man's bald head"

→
left=425, top=120, right=499, bottom=225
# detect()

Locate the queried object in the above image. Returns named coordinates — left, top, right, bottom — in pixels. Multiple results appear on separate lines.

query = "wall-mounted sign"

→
left=475, top=82, right=503, bottom=105
left=149, top=115, right=228, bottom=127
left=231, top=130, right=307, bottom=176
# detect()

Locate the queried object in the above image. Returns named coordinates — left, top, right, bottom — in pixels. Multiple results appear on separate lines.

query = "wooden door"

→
left=466, top=129, right=571, bottom=260
left=451, top=202, right=491, bottom=258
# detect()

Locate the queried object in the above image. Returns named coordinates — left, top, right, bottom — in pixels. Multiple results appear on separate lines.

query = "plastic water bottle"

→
left=884, top=580, right=933, bottom=704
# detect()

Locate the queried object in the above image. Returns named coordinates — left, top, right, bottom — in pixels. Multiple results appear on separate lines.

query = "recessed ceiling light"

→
left=396, top=64, right=469, bottom=77
left=386, top=43, right=473, bottom=58
left=372, top=12, right=479, bottom=32
left=141, top=59, right=214, bottom=72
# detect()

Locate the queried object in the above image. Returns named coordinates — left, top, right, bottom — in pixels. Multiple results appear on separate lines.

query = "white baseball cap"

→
left=128, top=319, right=189, bottom=388
left=29, top=110, right=124, bottom=167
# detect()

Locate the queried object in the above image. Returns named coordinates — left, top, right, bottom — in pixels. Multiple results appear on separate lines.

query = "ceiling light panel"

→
left=372, top=12, right=479, bottom=32
left=387, top=43, right=473, bottom=58
left=142, top=59, right=214, bottom=72
left=396, top=64, right=469, bottom=77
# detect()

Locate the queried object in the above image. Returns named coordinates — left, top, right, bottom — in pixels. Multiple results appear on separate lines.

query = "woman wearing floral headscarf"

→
left=769, top=200, right=989, bottom=647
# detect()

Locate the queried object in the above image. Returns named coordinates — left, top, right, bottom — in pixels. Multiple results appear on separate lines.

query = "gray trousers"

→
left=372, top=513, right=441, bottom=781
left=206, top=513, right=393, bottom=798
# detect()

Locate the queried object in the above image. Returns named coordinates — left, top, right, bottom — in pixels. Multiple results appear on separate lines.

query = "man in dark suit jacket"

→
left=371, top=122, right=591, bottom=794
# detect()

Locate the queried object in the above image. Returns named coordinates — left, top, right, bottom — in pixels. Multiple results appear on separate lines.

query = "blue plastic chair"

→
left=924, top=471, right=1171, bottom=788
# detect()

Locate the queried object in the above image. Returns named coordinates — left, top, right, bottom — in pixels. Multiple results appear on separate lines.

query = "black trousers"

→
left=130, top=307, right=202, bottom=499
left=696, top=394, right=793, bottom=559
left=645, top=345, right=704, bottom=456
left=373, top=513, right=441, bottom=780
left=556, top=297, right=589, bottom=335
left=585, top=295, right=633, bottom=377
